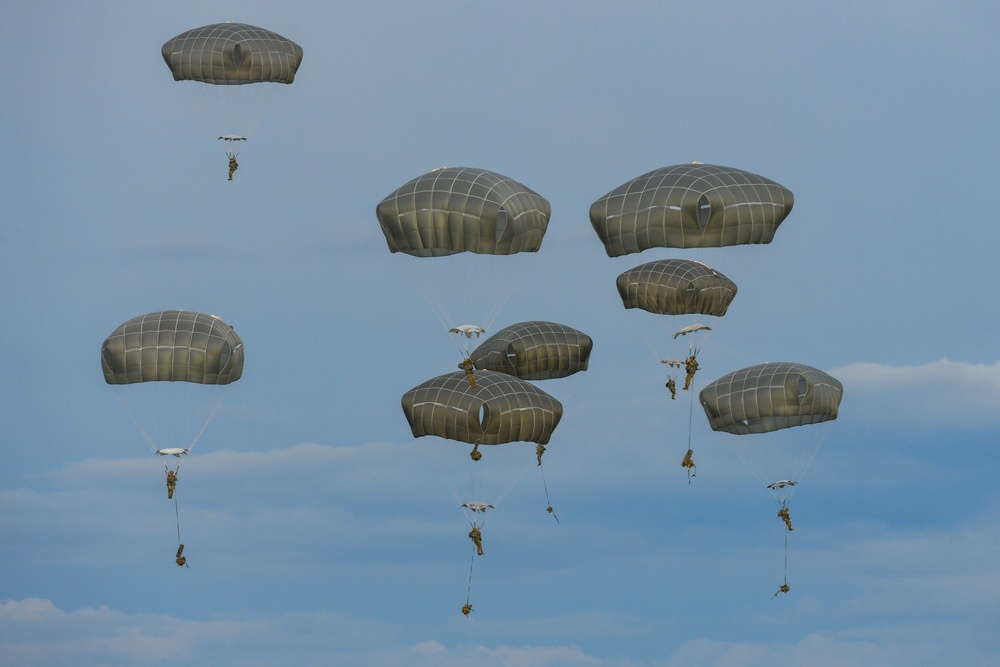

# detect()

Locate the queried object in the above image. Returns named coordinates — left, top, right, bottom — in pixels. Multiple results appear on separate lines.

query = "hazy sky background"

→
left=3, top=2, right=1000, bottom=665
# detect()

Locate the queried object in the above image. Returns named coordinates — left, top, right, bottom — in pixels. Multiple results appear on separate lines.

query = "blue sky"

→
left=3, top=1, right=1000, bottom=665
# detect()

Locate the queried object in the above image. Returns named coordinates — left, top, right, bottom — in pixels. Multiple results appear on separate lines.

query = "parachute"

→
left=102, top=309, right=243, bottom=455
left=161, top=23, right=303, bottom=85
left=674, top=323, right=712, bottom=339
left=589, top=163, right=794, bottom=257
left=402, top=370, right=562, bottom=447
left=466, top=320, right=590, bottom=519
left=699, top=361, right=842, bottom=438
left=699, top=361, right=843, bottom=591
left=617, top=258, right=737, bottom=317
left=698, top=361, right=842, bottom=496
left=102, top=309, right=244, bottom=563
left=161, top=23, right=303, bottom=171
left=377, top=167, right=551, bottom=359
left=376, top=166, right=550, bottom=258
left=613, top=258, right=737, bottom=478
left=469, top=321, right=593, bottom=381
left=402, top=370, right=563, bottom=608
left=102, top=310, right=244, bottom=386
left=450, top=324, right=486, bottom=339
left=591, top=164, right=794, bottom=480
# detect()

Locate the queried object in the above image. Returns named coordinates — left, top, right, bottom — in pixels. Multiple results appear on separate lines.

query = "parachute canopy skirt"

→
left=590, top=163, right=794, bottom=257
left=617, top=259, right=737, bottom=316
left=470, top=321, right=593, bottom=381
left=162, top=23, right=303, bottom=85
left=102, top=310, right=244, bottom=385
left=699, top=362, right=843, bottom=435
left=401, top=371, right=563, bottom=445
left=376, top=167, right=551, bottom=257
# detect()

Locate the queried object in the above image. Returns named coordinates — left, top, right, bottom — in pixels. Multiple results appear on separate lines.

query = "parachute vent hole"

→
left=684, top=282, right=696, bottom=305
left=479, top=404, right=490, bottom=431
left=697, top=194, right=711, bottom=231
left=506, top=343, right=517, bottom=368
left=496, top=208, right=508, bottom=243
left=232, top=43, right=243, bottom=68
left=797, top=376, right=808, bottom=404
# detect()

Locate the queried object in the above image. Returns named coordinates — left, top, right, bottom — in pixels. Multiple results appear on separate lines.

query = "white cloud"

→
left=832, top=359, right=1000, bottom=427
left=0, top=599, right=614, bottom=667
left=664, top=631, right=994, bottom=667
left=3, top=597, right=997, bottom=667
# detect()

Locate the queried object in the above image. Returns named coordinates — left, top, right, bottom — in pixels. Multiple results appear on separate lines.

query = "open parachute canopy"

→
left=161, top=22, right=303, bottom=85
left=101, top=310, right=244, bottom=385
left=674, top=323, right=712, bottom=339
left=617, top=259, right=737, bottom=316
left=699, top=362, right=843, bottom=435
left=376, top=167, right=551, bottom=257
left=590, top=163, right=794, bottom=257
left=401, top=370, right=563, bottom=445
left=469, top=321, right=593, bottom=381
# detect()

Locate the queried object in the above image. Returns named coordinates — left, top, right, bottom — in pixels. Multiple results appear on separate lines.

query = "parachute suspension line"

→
left=786, top=429, right=828, bottom=504
left=480, top=259, right=524, bottom=335
left=726, top=441, right=772, bottom=492
left=493, top=451, right=536, bottom=509
left=114, top=387, right=227, bottom=458
left=184, top=393, right=226, bottom=456
left=423, top=442, right=532, bottom=528
left=633, top=313, right=667, bottom=365
left=115, top=391, right=160, bottom=455
left=400, top=259, right=455, bottom=338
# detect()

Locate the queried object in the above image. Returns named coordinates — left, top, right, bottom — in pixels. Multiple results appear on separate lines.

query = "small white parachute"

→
left=450, top=324, right=486, bottom=339
left=461, top=501, right=494, bottom=513
left=155, top=448, right=190, bottom=457
left=674, top=323, right=712, bottom=339
left=218, top=135, right=247, bottom=142
left=766, top=480, right=798, bottom=490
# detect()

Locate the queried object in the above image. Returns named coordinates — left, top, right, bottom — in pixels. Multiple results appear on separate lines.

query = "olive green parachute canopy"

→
left=401, top=370, right=563, bottom=445
left=617, top=259, right=737, bottom=316
left=102, top=310, right=244, bottom=385
left=162, top=23, right=303, bottom=85
left=376, top=167, right=551, bottom=257
left=699, top=362, right=843, bottom=435
left=590, top=163, right=794, bottom=257
left=470, top=321, right=593, bottom=380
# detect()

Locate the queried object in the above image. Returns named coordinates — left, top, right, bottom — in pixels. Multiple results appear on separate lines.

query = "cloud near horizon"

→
left=832, top=359, right=1000, bottom=428
left=3, top=596, right=996, bottom=667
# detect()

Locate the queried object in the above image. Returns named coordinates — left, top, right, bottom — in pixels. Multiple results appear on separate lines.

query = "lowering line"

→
left=539, top=463, right=559, bottom=523
left=781, top=509, right=789, bottom=586
left=683, top=376, right=697, bottom=483
left=465, top=548, right=475, bottom=606
left=772, top=500, right=791, bottom=599
left=175, top=493, right=182, bottom=544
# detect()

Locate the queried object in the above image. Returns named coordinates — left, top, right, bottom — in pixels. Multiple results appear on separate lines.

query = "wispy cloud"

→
left=832, top=359, right=1000, bottom=427
left=0, top=599, right=614, bottom=667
